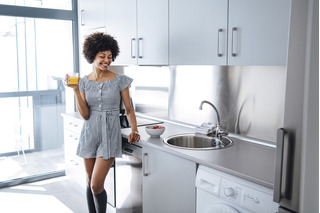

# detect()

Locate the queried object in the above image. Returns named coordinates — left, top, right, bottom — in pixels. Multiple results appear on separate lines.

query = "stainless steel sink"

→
left=163, top=133, right=233, bottom=150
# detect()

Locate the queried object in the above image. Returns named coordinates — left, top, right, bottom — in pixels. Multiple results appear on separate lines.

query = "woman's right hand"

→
left=65, top=74, right=80, bottom=90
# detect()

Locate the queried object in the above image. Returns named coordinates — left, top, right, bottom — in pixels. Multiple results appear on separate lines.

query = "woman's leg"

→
left=84, top=158, right=97, bottom=213
left=91, top=157, right=115, bottom=213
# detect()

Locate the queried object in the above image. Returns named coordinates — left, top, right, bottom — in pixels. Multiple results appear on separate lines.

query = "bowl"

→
left=145, top=125, right=165, bottom=137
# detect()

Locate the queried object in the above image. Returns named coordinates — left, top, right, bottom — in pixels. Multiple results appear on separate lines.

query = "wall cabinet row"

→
left=79, top=0, right=290, bottom=66
left=170, top=0, right=291, bottom=66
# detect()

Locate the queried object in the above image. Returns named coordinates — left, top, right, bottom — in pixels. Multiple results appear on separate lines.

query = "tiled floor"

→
left=0, top=176, right=88, bottom=213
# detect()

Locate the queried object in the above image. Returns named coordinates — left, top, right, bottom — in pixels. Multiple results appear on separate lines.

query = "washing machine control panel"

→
left=220, top=179, right=242, bottom=205
left=219, top=178, right=278, bottom=213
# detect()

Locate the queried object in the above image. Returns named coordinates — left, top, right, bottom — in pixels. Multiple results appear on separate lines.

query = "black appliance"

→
left=119, top=97, right=162, bottom=128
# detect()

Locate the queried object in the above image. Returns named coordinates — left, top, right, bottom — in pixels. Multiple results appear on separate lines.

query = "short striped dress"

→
left=76, top=73, right=133, bottom=160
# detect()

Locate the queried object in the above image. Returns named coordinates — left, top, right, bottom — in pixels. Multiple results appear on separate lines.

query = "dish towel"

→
left=195, top=122, right=215, bottom=134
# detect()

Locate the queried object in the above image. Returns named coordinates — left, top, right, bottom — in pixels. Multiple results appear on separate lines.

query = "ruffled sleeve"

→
left=79, top=76, right=86, bottom=93
left=119, top=74, right=133, bottom=91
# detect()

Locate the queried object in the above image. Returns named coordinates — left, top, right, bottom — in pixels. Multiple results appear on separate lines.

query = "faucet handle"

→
left=214, top=124, right=228, bottom=139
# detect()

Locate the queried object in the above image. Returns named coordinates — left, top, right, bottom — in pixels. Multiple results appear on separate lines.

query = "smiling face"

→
left=93, top=50, right=113, bottom=71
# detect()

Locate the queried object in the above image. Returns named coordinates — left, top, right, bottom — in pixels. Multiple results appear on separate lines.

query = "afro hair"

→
left=82, top=32, right=120, bottom=64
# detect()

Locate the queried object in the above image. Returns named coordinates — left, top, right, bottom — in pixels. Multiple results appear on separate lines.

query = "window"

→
left=0, top=2, right=78, bottom=187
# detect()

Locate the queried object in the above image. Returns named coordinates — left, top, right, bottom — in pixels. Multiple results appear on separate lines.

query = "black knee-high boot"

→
left=93, top=189, right=107, bottom=213
left=86, top=186, right=97, bottom=213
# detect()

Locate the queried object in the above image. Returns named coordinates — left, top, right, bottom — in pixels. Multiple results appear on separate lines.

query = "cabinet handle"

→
left=217, top=29, right=223, bottom=57
left=131, top=38, right=136, bottom=58
left=143, top=153, right=148, bottom=176
left=80, top=10, right=85, bottom=26
left=138, top=38, right=143, bottom=59
left=231, top=27, right=237, bottom=57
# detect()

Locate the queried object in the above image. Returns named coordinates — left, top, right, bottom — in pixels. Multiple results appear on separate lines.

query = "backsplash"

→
left=168, top=66, right=286, bottom=143
left=123, top=65, right=286, bottom=143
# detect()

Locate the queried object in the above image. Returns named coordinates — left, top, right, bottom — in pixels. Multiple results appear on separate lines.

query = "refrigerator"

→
left=273, top=0, right=318, bottom=212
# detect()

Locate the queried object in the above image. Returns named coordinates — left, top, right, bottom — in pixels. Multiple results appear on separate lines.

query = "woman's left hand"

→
left=128, top=131, right=140, bottom=143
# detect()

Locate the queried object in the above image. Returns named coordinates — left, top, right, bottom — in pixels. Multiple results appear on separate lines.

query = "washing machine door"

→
left=205, top=203, right=239, bottom=213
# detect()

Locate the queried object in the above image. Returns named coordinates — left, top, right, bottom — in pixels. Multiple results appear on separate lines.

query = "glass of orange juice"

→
left=68, top=73, right=79, bottom=85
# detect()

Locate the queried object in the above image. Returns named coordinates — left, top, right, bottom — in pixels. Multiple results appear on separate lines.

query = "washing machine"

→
left=195, top=165, right=278, bottom=213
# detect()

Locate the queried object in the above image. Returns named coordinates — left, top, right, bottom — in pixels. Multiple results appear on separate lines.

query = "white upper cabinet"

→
left=228, top=0, right=291, bottom=66
left=169, top=0, right=290, bottom=66
left=106, top=0, right=168, bottom=66
left=105, top=0, right=136, bottom=65
left=79, top=0, right=106, bottom=30
left=169, top=0, right=228, bottom=65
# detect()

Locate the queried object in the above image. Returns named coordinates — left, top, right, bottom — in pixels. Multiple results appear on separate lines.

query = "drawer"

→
left=64, top=116, right=83, bottom=134
left=65, top=155, right=86, bottom=188
left=64, top=129, right=80, bottom=157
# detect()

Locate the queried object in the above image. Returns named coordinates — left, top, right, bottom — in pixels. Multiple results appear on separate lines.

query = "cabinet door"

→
left=105, top=0, right=137, bottom=65
left=142, top=146, right=196, bottom=213
left=137, top=0, right=168, bottom=65
left=228, top=0, right=290, bottom=66
left=169, top=0, right=228, bottom=65
left=80, top=0, right=106, bottom=30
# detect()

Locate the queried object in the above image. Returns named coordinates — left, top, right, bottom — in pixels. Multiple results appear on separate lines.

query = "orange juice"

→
left=69, top=76, right=79, bottom=85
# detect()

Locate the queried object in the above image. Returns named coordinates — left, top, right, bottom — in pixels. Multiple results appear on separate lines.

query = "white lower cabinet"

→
left=142, top=146, right=196, bottom=213
left=63, top=116, right=86, bottom=195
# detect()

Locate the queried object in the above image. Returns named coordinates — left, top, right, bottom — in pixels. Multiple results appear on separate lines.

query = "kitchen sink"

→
left=163, top=133, right=233, bottom=150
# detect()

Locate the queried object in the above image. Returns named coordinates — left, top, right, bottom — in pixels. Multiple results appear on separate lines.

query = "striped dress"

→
left=76, top=73, right=133, bottom=160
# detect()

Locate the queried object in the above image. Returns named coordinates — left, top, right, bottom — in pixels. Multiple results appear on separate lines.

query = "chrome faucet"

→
left=199, top=100, right=228, bottom=139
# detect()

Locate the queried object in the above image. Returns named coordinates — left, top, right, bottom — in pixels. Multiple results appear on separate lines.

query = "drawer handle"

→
left=70, top=159, right=79, bottom=166
left=68, top=122, right=78, bottom=128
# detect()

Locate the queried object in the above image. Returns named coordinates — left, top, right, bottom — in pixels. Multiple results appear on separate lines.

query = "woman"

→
left=66, top=32, right=140, bottom=213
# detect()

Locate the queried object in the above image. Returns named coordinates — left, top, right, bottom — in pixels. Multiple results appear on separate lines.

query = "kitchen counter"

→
left=122, top=121, right=276, bottom=189
left=62, top=112, right=276, bottom=189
